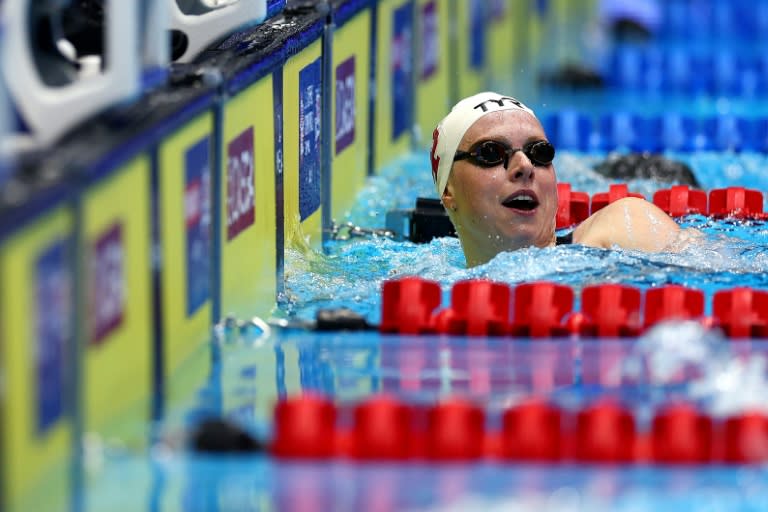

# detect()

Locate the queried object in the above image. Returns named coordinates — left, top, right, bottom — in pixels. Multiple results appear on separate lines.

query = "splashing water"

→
left=280, top=228, right=768, bottom=324
left=280, top=150, right=768, bottom=324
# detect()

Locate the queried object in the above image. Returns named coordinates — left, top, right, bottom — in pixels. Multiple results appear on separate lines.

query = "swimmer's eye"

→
left=454, top=140, right=555, bottom=169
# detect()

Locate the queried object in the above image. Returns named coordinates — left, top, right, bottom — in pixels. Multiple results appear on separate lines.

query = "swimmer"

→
left=431, top=92, right=691, bottom=267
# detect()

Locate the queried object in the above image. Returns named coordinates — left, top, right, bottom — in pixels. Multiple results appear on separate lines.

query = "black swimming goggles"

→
left=453, top=139, right=556, bottom=169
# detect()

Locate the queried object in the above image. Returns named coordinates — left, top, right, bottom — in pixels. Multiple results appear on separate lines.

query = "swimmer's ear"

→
left=442, top=183, right=456, bottom=212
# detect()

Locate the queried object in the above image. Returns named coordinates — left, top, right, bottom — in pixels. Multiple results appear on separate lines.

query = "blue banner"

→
left=392, top=1, right=414, bottom=139
left=35, top=238, right=71, bottom=434
left=420, top=0, right=439, bottom=80
left=299, top=57, right=322, bottom=221
left=185, top=136, right=212, bottom=316
left=470, top=0, right=486, bottom=69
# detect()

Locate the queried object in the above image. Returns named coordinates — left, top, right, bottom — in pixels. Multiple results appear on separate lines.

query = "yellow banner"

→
left=415, top=0, right=452, bottom=148
left=283, top=40, right=324, bottom=250
left=81, top=155, right=153, bottom=445
left=0, top=207, right=74, bottom=511
left=374, top=0, right=415, bottom=170
left=330, top=7, right=372, bottom=222
left=158, top=111, right=214, bottom=407
left=220, top=76, right=278, bottom=320
left=455, top=0, right=488, bottom=100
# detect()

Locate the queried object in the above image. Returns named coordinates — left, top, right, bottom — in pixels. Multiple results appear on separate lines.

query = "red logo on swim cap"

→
left=430, top=128, right=440, bottom=183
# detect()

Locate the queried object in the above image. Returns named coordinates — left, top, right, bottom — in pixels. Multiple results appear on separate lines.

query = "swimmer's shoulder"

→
left=572, top=197, right=681, bottom=252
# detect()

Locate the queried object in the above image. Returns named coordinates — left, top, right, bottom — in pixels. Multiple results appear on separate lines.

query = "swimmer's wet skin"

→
left=430, top=92, right=696, bottom=267
left=571, top=196, right=690, bottom=252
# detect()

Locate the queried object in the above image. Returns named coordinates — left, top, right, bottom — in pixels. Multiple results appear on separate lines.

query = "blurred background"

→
left=3, top=1, right=768, bottom=511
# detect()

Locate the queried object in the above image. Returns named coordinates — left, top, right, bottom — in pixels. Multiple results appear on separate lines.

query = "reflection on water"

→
left=78, top=317, right=768, bottom=511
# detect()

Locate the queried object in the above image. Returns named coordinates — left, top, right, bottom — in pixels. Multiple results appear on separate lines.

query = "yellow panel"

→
left=221, top=76, right=278, bottom=320
left=81, top=156, right=153, bottom=444
left=455, top=0, right=487, bottom=101
left=415, top=0, right=452, bottom=147
left=1, top=207, right=73, bottom=511
left=526, top=0, right=545, bottom=66
left=330, top=8, right=372, bottom=222
left=486, top=0, right=516, bottom=90
left=158, top=112, right=213, bottom=401
left=507, top=0, right=530, bottom=92
left=374, top=0, right=415, bottom=170
left=283, top=40, right=324, bottom=250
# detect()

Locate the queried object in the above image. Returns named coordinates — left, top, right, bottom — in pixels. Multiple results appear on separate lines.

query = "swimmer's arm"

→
left=572, top=197, right=689, bottom=252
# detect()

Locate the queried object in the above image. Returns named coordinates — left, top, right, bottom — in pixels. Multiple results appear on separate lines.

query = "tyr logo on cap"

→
left=473, top=96, right=527, bottom=113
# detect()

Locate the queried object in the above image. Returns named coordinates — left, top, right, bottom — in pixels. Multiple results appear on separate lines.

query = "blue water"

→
left=77, top=147, right=768, bottom=511
left=280, top=149, right=768, bottom=325
left=131, top=13, right=768, bottom=510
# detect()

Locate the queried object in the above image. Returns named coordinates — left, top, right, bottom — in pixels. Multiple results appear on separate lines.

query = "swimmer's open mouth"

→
left=502, top=190, right=539, bottom=211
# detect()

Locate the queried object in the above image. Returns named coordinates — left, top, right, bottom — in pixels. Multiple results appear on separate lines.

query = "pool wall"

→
left=0, top=1, right=598, bottom=510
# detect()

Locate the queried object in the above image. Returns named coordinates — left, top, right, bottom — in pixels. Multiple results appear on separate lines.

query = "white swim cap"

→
left=430, top=92, right=537, bottom=198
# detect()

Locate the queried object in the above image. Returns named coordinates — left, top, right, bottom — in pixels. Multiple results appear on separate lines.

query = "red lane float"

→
left=380, top=278, right=768, bottom=339
left=509, top=282, right=574, bottom=337
left=271, top=394, right=337, bottom=459
left=709, top=187, right=764, bottom=218
left=426, top=398, right=485, bottom=461
left=577, top=284, right=642, bottom=337
left=271, top=395, right=768, bottom=465
left=380, top=277, right=441, bottom=334
left=722, top=412, right=768, bottom=463
left=575, top=401, right=636, bottom=463
left=351, top=395, right=413, bottom=460
left=435, top=279, right=511, bottom=336
left=590, top=183, right=646, bottom=213
left=644, top=285, right=705, bottom=327
left=556, top=183, right=590, bottom=228
left=651, top=403, right=714, bottom=464
left=653, top=185, right=708, bottom=216
left=555, top=182, right=766, bottom=221
left=500, top=400, right=563, bottom=461
left=712, top=287, right=768, bottom=338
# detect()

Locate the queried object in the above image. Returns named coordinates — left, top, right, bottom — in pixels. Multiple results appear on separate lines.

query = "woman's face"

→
left=442, top=109, right=558, bottom=264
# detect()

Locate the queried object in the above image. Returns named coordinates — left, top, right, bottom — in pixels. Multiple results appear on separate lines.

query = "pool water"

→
left=60, top=5, right=768, bottom=507
left=83, top=148, right=768, bottom=511
left=280, top=149, right=768, bottom=325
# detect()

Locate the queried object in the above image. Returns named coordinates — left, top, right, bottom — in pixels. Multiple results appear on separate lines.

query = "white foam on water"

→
left=622, top=320, right=768, bottom=417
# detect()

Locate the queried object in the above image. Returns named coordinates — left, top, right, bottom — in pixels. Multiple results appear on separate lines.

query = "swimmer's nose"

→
left=506, top=150, right=534, bottom=181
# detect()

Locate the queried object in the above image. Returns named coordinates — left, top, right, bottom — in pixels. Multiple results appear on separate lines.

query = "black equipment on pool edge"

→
left=385, top=197, right=457, bottom=243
